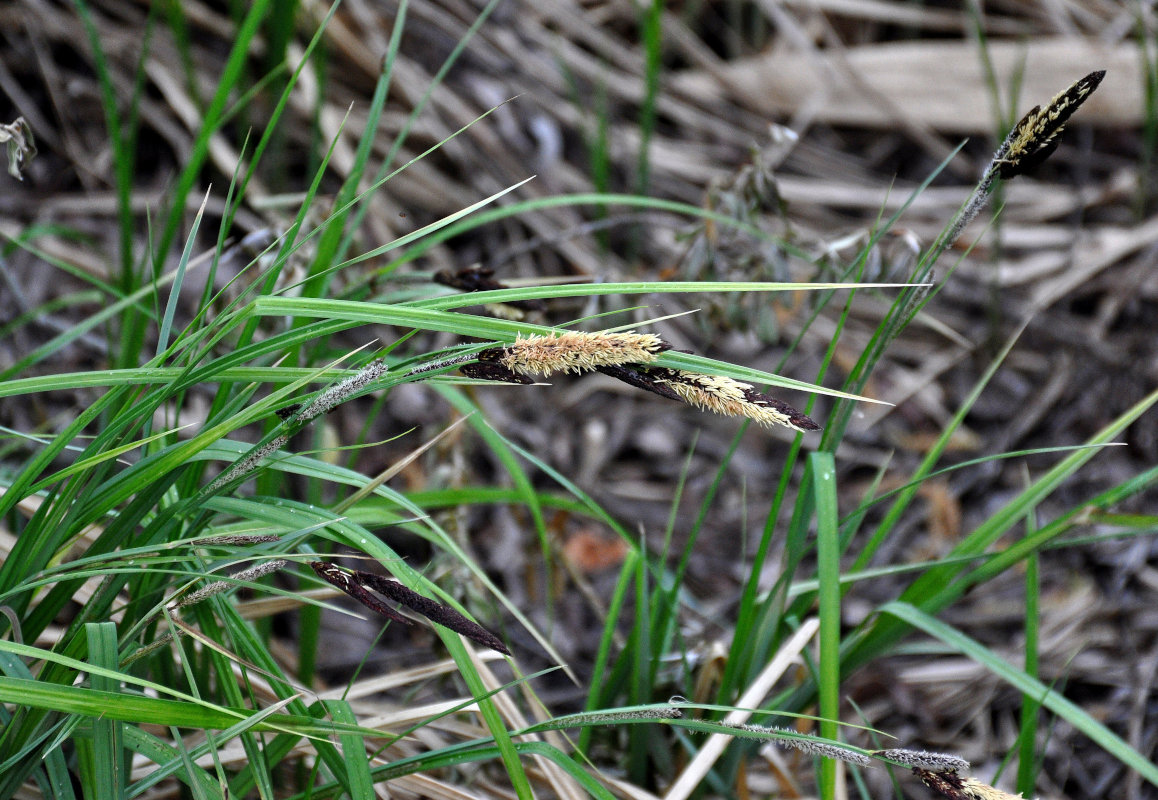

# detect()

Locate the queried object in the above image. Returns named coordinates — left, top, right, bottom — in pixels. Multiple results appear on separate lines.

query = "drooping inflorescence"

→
left=456, top=330, right=821, bottom=432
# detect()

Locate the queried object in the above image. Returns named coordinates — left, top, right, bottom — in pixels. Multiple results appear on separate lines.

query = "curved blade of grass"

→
left=882, top=601, right=1158, bottom=788
left=407, top=280, right=921, bottom=312
left=251, top=295, right=884, bottom=403
left=123, top=725, right=229, bottom=798
left=288, top=175, right=535, bottom=292
left=157, top=191, right=208, bottom=357
left=0, top=675, right=367, bottom=738
left=351, top=740, right=615, bottom=800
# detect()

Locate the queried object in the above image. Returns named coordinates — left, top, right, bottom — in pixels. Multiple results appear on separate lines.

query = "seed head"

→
left=915, top=769, right=1025, bottom=800
left=647, top=368, right=820, bottom=432
left=993, top=70, right=1105, bottom=180
left=480, top=331, right=670, bottom=377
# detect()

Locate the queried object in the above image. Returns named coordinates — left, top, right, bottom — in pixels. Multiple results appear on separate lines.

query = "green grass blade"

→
left=1017, top=494, right=1041, bottom=796
left=323, top=700, right=374, bottom=798
left=811, top=452, right=840, bottom=799
left=84, top=623, right=126, bottom=800
left=882, top=601, right=1158, bottom=789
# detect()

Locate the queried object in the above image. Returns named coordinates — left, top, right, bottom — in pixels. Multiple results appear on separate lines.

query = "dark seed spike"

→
left=353, top=570, right=511, bottom=656
left=997, top=69, right=1106, bottom=179
left=309, top=561, right=410, bottom=624
left=460, top=361, right=534, bottom=384
left=740, top=387, right=822, bottom=431
left=914, top=768, right=970, bottom=800
left=433, top=267, right=546, bottom=313
left=594, top=364, right=684, bottom=401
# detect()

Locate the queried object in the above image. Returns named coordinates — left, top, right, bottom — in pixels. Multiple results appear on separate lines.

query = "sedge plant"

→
left=2, top=3, right=1156, bottom=800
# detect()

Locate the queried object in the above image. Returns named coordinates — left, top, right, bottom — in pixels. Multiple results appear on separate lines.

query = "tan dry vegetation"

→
left=1, top=1, right=1157, bottom=798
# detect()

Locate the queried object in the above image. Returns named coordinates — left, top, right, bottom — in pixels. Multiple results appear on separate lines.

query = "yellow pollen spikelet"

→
left=915, top=769, right=1024, bottom=800
left=995, top=70, right=1104, bottom=179
left=495, top=331, right=669, bottom=377
left=957, top=779, right=1023, bottom=800
left=658, top=370, right=819, bottom=432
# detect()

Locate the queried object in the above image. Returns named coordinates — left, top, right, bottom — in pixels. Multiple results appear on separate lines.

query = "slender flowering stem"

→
left=943, top=70, right=1105, bottom=251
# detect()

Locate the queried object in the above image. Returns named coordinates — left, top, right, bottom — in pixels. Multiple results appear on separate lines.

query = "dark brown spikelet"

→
left=997, top=70, right=1105, bottom=179
left=354, top=570, right=511, bottom=656
left=275, top=403, right=302, bottom=421
left=459, top=361, right=535, bottom=385
left=434, top=265, right=500, bottom=292
left=739, top=385, right=822, bottom=431
left=594, top=363, right=684, bottom=401
left=310, top=561, right=410, bottom=625
left=310, top=561, right=511, bottom=655
left=914, top=768, right=1024, bottom=800
left=434, top=266, right=546, bottom=314
left=916, top=768, right=969, bottom=800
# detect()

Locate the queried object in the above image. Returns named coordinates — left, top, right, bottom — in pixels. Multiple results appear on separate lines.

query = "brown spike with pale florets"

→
left=994, top=70, right=1105, bottom=180
left=914, top=769, right=1024, bottom=800
left=309, top=561, right=510, bottom=656
left=477, top=331, right=670, bottom=377
left=634, top=366, right=820, bottom=432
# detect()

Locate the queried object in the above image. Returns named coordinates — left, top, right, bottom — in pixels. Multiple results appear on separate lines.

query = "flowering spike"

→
left=995, top=70, right=1105, bottom=179
left=914, top=769, right=1024, bottom=800
left=874, top=749, right=970, bottom=773
left=479, top=331, right=670, bottom=378
left=309, top=561, right=510, bottom=655
left=636, top=367, right=820, bottom=432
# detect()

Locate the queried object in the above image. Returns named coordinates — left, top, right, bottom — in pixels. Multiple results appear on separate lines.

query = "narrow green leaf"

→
left=881, top=601, right=1158, bottom=789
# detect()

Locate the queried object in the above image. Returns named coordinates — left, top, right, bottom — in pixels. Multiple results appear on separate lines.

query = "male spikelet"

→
left=993, top=70, right=1105, bottom=179
left=639, top=366, right=820, bottom=432
left=478, top=331, right=671, bottom=377
left=914, top=769, right=1024, bottom=800
left=947, top=70, right=1105, bottom=249
left=309, top=561, right=511, bottom=655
